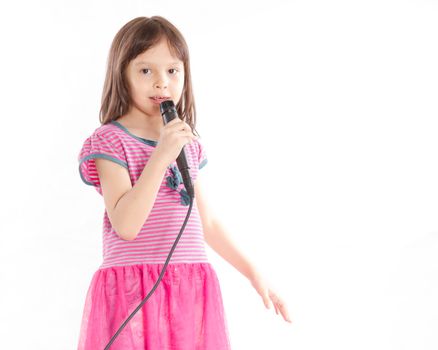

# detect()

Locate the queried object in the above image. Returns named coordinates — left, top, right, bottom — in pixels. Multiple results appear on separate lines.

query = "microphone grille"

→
left=160, top=100, right=175, bottom=115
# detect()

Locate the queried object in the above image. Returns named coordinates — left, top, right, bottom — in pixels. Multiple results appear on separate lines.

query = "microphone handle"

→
left=160, top=101, right=194, bottom=199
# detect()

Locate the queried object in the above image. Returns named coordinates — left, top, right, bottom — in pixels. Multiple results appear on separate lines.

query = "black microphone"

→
left=160, top=100, right=194, bottom=199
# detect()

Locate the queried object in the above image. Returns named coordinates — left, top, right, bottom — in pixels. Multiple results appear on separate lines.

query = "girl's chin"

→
left=148, top=108, right=163, bottom=118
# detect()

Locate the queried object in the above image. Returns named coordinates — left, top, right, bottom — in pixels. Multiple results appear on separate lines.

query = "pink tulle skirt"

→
left=77, top=262, right=232, bottom=349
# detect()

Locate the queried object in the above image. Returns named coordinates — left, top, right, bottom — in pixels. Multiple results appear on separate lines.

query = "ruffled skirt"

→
left=77, top=262, right=232, bottom=349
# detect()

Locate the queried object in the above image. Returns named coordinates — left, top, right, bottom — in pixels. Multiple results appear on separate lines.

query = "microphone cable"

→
left=104, top=99, right=195, bottom=349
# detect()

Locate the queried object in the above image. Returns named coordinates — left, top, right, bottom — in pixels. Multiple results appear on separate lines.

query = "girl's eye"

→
left=141, top=68, right=179, bottom=75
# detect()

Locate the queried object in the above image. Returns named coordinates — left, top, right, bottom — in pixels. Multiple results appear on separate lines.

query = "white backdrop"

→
left=0, top=0, right=437, bottom=349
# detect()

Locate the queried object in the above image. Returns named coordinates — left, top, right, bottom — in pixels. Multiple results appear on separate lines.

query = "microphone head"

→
left=160, top=100, right=175, bottom=115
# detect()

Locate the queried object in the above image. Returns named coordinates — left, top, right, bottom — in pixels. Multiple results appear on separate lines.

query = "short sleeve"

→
left=78, top=131, right=128, bottom=194
left=197, top=137, right=208, bottom=170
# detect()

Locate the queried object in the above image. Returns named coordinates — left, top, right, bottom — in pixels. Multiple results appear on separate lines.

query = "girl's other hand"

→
left=154, top=118, right=198, bottom=167
left=250, top=273, right=293, bottom=324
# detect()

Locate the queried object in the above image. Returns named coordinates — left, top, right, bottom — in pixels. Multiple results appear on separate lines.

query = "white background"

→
left=0, top=0, right=437, bottom=349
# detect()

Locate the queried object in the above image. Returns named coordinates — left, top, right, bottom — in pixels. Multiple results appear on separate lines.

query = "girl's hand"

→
left=154, top=118, right=198, bottom=167
left=250, top=273, right=293, bottom=324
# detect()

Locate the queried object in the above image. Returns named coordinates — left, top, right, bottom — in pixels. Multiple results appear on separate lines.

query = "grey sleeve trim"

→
left=199, top=158, right=208, bottom=170
left=78, top=153, right=128, bottom=186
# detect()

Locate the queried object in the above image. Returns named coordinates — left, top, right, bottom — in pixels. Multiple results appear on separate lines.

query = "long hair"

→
left=100, top=16, right=199, bottom=136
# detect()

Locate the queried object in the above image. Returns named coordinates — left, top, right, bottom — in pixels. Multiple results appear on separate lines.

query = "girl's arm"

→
left=95, top=151, right=168, bottom=241
left=195, top=177, right=260, bottom=281
left=195, top=176, right=293, bottom=323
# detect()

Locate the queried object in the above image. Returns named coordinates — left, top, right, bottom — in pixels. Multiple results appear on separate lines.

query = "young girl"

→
left=77, top=16, right=291, bottom=349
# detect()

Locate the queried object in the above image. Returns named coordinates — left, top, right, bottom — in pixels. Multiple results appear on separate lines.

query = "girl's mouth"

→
left=150, top=96, right=171, bottom=104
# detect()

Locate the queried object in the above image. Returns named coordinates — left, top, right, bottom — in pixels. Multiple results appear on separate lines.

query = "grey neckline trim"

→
left=110, top=120, right=158, bottom=147
left=109, top=119, right=208, bottom=171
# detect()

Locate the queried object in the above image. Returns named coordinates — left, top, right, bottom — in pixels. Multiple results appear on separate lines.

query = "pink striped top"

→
left=78, top=120, right=209, bottom=269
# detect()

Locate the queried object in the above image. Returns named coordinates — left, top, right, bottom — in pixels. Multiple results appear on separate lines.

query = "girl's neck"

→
left=116, top=112, right=162, bottom=140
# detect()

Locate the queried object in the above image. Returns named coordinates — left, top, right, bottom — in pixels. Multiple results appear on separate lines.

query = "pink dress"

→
left=76, top=120, right=232, bottom=349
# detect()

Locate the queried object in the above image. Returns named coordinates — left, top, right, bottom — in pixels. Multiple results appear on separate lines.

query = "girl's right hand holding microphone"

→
left=153, top=118, right=198, bottom=168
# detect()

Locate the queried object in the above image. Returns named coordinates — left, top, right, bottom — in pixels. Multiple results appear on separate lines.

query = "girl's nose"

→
left=155, top=76, right=168, bottom=89
left=155, top=82, right=167, bottom=89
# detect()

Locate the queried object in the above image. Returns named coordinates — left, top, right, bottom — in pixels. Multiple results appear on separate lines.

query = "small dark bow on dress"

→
left=166, top=164, right=191, bottom=206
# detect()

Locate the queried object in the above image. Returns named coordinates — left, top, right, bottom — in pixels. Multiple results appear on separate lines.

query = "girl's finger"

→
left=284, top=313, right=292, bottom=323
left=279, top=306, right=292, bottom=322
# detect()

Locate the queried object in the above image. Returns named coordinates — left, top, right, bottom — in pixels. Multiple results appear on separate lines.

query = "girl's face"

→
left=125, top=38, right=185, bottom=118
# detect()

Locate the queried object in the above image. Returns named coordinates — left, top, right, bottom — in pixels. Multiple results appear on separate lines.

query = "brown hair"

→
left=99, top=16, right=199, bottom=136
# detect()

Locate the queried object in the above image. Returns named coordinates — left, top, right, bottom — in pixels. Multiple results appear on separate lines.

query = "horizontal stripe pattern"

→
left=78, top=121, right=209, bottom=269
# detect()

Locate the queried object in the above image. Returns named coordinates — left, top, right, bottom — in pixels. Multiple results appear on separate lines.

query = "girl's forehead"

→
left=133, top=42, right=182, bottom=65
left=133, top=59, right=183, bottom=67
left=133, top=54, right=183, bottom=66
left=141, top=39, right=177, bottom=56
